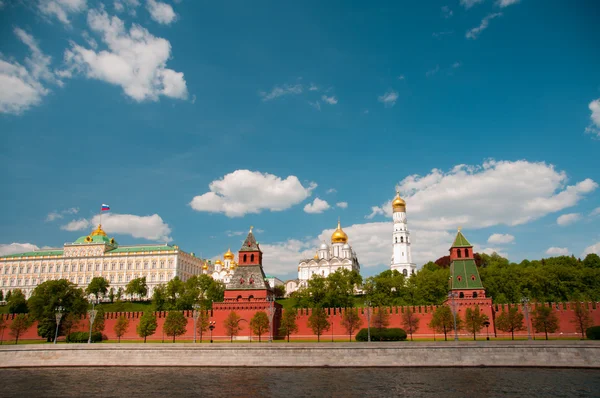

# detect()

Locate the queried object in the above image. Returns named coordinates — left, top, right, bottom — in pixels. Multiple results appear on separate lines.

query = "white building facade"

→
left=286, top=220, right=360, bottom=295
left=208, top=248, right=237, bottom=284
left=390, top=190, right=416, bottom=276
left=0, top=225, right=205, bottom=298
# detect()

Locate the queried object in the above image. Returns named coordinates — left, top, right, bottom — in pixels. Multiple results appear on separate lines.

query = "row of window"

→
left=1, top=272, right=175, bottom=287
left=394, top=236, right=408, bottom=243
left=1, top=259, right=179, bottom=275
left=456, top=248, right=470, bottom=258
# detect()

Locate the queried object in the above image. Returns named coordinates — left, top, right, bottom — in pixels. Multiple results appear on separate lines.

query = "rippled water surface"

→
left=1, top=367, right=599, bottom=397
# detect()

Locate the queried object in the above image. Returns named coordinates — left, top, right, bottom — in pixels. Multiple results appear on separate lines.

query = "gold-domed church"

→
left=204, top=248, right=238, bottom=284
left=285, top=219, right=360, bottom=295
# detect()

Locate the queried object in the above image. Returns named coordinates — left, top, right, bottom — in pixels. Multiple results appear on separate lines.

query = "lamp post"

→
left=483, top=320, right=490, bottom=341
left=192, top=304, right=201, bottom=343
left=522, top=297, right=532, bottom=340
left=364, top=300, right=371, bottom=342
left=267, top=294, right=275, bottom=343
left=54, top=306, right=64, bottom=344
left=448, top=291, right=459, bottom=341
left=209, top=321, right=216, bottom=343
left=87, top=299, right=98, bottom=344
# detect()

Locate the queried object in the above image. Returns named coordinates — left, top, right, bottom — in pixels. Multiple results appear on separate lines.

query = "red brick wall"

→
left=2, top=302, right=600, bottom=342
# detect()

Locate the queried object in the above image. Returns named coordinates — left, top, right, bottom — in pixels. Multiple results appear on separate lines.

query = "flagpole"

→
left=99, top=205, right=102, bottom=226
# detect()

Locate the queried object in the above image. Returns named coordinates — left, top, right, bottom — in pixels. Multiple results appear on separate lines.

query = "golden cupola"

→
left=202, top=262, right=209, bottom=271
left=392, top=190, right=406, bottom=212
left=331, top=219, right=348, bottom=244
left=223, top=248, right=234, bottom=260
left=91, top=224, right=107, bottom=237
left=215, top=259, right=223, bottom=266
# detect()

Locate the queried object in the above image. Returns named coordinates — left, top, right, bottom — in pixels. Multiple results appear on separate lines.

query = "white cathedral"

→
left=390, top=190, right=416, bottom=276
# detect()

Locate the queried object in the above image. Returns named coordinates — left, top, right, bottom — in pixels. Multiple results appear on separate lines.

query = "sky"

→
left=1, top=0, right=599, bottom=281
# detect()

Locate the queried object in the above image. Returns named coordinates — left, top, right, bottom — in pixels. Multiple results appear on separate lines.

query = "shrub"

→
left=586, top=326, right=600, bottom=340
left=66, top=331, right=102, bottom=343
left=355, top=327, right=407, bottom=342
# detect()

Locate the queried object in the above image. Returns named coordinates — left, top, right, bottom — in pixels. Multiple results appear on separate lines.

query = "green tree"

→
left=340, top=308, right=363, bottom=342
left=163, top=311, right=187, bottom=342
left=7, top=289, right=28, bottom=314
left=85, top=277, right=109, bottom=302
left=125, top=277, right=148, bottom=300
left=27, top=280, right=88, bottom=342
left=0, top=316, right=7, bottom=345
left=372, top=307, right=391, bottom=330
left=279, top=310, right=298, bottom=342
left=308, top=307, right=330, bottom=342
left=401, top=307, right=420, bottom=341
left=152, top=283, right=168, bottom=311
left=61, top=313, right=81, bottom=339
left=495, top=307, right=525, bottom=340
left=532, top=306, right=560, bottom=340
left=5, top=291, right=12, bottom=301
left=116, top=287, right=124, bottom=301
left=429, top=305, right=462, bottom=341
left=250, top=311, right=270, bottom=342
left=583, top=253, right=600, bottom=269
left=273, top=285, right=286, bottom=299
left=463, top=305, right=489, bottom=341
left=224, top=311, right=242, bottom=342
left=108, top=287, right=115, bottom=303
left=114, top=316, right=129, bottom=343
left=0, top=290, right=4, bottom=301
left=325, top=269, right=362, bottom=308
left=92, top=306, right=106, bottom=333
left=136, top=311, right=158, bottom=343
left=571, top=302, right=593, bottom=339
left=363, top=270, right=407, bottom=307
left=196, top=310, right=209, bottom=343
left=165, top=277, right=185, bottom=308
left=10, top=314, right=32, bottom=344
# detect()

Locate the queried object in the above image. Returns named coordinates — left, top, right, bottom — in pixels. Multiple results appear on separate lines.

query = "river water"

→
left=1, top=367, right=598, bottom=397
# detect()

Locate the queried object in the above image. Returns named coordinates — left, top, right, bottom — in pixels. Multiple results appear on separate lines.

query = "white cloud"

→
left=0, top=28, right=61, bottom=115
left=336, top=202, right=348, bottom=209
left=304, top=198, right=331, bottom=214
left=38, top=0, right=87, bottom=24
left=584, top=242, right=600, bottom=256
left=460, top=0, right=484, bottom=9
left=442, top=6, right=453, bottom=18
left=308, top=101, right=321, bottom=111
left=308, top=83, right=318, bottom=91
left=433, top=31, right=453, bottom=38
left=378, top=90, right=398, bottom=107
left=321, top=95, right=338, bottom=105
left=397, top=75, right=405, bottom=80
left=452, top=62, right=462, bottom=68
left=259, top=84, right=303, bottom=101
left=190, top=170, right=317, bottom=217
left=61, top=213, right=172, bottom=241
left=326, top=188, right=337, bottom=194
left=365, top=206, right=385, bottom=219
left=146, top=0, right=176, bottom=25
left=497, top=0, right=520, bottom=7
left=487, top=233, right=514, bottom=244
left=0, top=243, right=41, bottom=256
left=226, top=231, right=244, bottom=237
left=114, top=0, right=140, bottom=15
left=46, top=207, right=79, bottom=222
left=426, top=65, right=440, bottom=77
left=63, top=8, right=188, bottom=102
left=556, top=213, right=581, bottom=226
left=369, top=160, right=597, bottom=229
left=586, top=98, right=600, bottom=138
left=591, top=207, right=600, bottom=217
left=476, top=246, right=508, bottom=258
left=466, top=13, right=503, bottom=39
left=546, top=247, right=569, bottom=256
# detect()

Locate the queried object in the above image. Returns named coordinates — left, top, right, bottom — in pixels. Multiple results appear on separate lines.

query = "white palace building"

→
left=0, top=224, right=205, bottom=298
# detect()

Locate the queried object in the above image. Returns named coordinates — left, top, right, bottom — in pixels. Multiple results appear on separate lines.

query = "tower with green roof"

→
left=448, top=228, right=488, bottom=300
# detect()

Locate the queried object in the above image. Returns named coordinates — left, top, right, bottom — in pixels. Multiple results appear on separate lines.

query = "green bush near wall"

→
left=355, top=328, right=407, bottom=341
left=66, top=331, right=103, bottom=343
left=585, top=326, right=600, bottom=340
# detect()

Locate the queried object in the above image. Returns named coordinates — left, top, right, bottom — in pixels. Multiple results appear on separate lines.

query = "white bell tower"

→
left=390, top=189, right=416, bottom=276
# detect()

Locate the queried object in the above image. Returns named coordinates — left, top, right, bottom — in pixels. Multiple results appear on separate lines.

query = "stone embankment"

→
left=1, top=341, right=598, bottom=368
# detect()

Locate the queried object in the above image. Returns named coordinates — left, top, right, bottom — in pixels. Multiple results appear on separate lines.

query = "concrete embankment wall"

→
left=1, top=342, right=599, bottom=368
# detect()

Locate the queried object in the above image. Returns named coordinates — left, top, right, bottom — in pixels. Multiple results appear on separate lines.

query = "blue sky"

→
left=1, top=0, right=599, bottom=281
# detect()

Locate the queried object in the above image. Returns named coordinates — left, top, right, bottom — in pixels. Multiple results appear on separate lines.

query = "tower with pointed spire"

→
left=448, top=228, right=487, bottom=300
left=390, top=189, right=416, bottom=276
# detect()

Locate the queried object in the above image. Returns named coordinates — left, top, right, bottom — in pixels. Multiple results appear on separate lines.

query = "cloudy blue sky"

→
left=1, top=0, right=599, bottom=280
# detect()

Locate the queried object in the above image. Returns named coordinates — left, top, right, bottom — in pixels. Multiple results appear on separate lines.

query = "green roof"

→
left=74, top=235, right=115, bottom=245
left=2, top=249, right=64, bottom=259
left=452, top=231, right=472, bottom=248
left=108, top=245, right=176, bottom=253
left=450, top=259, right=483, bottom=289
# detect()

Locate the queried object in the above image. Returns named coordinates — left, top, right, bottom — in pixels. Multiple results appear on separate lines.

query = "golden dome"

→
left=230, top=261, right=237, bottom=270
left=392, top=190, right=406, bottom=212
left=91, top=224, right=107, bottom=237
left=202, top=263, right=208, bottom=270
left=224, top=248, right=234, bottom=260
left=314, top=251, right=319, bottom=260
left=331, top=219, right=348, bottom=244
left=215, top=259, right=223, bottom=265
